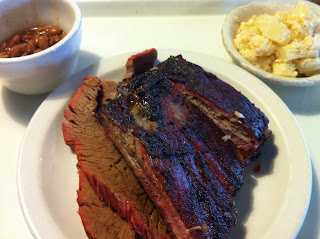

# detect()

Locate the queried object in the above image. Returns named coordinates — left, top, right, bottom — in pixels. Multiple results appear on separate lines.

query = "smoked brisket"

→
left=123, top=48, right=158, bottom=81
left=77, top=171, right=137, bottom=239
left=62, top=76, right=171, bottom=239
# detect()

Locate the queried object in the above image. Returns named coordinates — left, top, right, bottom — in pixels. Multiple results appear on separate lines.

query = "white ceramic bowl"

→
left=222, top=1, right=320, bottom=87
left=0, top=0, right=82, bottom=94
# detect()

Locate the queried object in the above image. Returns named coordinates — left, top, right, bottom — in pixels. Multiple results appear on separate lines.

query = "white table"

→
left=0, top=1, right=319, bottom=238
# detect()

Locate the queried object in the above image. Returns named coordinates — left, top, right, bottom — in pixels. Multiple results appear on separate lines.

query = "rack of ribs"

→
left=97, top=52, right=270, bottom=239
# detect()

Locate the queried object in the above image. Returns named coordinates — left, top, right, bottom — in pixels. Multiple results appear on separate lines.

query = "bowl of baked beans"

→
left=0, top=0, right=82, bottom=94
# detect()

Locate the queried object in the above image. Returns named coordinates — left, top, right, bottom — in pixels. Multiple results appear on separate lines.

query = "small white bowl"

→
left=222, top=1, right=320, bottom=87
left=0, top=0, right=82, bottom=94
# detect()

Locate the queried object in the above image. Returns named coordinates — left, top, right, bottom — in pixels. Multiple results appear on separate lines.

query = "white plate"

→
left=17, top=50, right=311, bottom=239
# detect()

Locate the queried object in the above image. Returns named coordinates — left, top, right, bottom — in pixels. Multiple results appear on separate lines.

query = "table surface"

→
left=1, top=1, right=319, bottom=238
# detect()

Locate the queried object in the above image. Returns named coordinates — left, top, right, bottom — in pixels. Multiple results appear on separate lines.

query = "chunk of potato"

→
left=256, top=15, right=291, bottom=45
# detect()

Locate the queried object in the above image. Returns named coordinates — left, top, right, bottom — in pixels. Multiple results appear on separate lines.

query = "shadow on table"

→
left=2, top=50, right=101, bottom=126
left=296, top=164, right=320, bottom=239
left=228, top=135, right=278, bottom=239
left=2, top=87, right=49, bottom=126
left=76, top=49, right=102, bottom=73
left=267, top=83, right=320, bottom=116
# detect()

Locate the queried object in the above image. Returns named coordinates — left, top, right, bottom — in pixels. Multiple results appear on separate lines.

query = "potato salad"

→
left=234, top=2, right=320, bottom=77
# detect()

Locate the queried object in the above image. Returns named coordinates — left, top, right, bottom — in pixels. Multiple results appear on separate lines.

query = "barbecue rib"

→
left=62, top=76, right=171, bottom=239
left=155, top=55, right=270, bottom=165
left=98, top=54, right=270, bottom=239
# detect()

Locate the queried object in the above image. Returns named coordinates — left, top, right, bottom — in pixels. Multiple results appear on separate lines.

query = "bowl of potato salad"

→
left=222, top=1, right=320, bottom=86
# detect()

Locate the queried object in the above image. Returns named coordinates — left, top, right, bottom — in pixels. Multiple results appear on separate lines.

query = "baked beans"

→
left=0, top=25, right=66, bottom=58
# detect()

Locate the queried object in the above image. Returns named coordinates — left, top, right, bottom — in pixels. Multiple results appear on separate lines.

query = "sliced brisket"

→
left=77, top=171, right=137, bottom=239
left=62, top=76, right=171, bottom=239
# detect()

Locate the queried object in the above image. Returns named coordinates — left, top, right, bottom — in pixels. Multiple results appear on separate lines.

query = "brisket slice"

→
left=77, top=171, right=138, bottom=239
left=62, top=76, right=171, bottom=239
left=98, top=71, right=240, bottom=238
left=121, top=55, right=270, bottom=165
